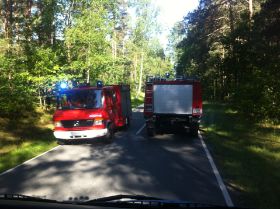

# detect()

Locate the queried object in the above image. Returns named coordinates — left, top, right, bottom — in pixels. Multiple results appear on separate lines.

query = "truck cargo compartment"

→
left=153, top=84, right=193, bottom=114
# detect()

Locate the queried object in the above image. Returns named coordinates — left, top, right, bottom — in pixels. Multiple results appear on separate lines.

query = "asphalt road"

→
left=0, top=107, right=226, bottom=205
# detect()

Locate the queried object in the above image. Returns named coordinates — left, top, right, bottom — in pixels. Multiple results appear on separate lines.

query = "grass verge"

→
left=201, top=103, right=280, bottom=209
left=131, top=92, right=144, bottom=108
left=0, top=108, right=57, bottom=173
left=0, top=93, right=144, bottom=174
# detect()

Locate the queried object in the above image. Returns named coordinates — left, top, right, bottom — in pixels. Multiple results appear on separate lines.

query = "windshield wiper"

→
left=85, top=194, right=162, bottom=202
left=80, top=194, right=242, bottom=208
left=0, top=194, right=58, bottom=203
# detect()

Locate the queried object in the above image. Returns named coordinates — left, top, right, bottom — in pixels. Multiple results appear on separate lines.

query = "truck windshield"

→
left=59, top=89, right=102, bottom=110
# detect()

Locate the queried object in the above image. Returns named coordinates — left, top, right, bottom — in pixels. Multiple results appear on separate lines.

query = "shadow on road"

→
left=58, top=138, right=111, bottom=146
left=0, top=108, right=225, bottom=206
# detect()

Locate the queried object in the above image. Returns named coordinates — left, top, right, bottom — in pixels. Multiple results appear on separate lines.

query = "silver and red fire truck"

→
left=53, top=82, right=132, bottom=144
left=144, top=76, right=202, bottom=136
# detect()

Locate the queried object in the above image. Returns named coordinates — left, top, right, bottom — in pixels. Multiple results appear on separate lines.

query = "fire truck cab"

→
left=53, top=83, right=132, bottom=143
left=144, top=76, right=202, bottom=137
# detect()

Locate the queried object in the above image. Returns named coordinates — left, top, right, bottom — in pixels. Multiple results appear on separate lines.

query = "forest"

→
left=0, top=0, right=279, bottom=123
left=0, top=0, right=171, bottom=116
left=170, top=0, right=279, bottom=122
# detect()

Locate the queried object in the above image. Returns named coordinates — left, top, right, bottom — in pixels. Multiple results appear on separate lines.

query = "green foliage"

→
left=0, top=41, right=34, bottom=116
left=202, top=103, right=280, bottom=209
left=173, top=0, right=280, bottom=122
left=64, top=0, right=110, bottom=79
left=0, top=0, right=172, bottom=116
left=0, top=110, right=56, bottom=173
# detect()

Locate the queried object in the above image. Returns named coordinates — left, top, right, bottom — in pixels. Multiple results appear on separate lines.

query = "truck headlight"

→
left=54, top=121, right=63, bottom=127
left=94, top=118, right=103, bottom=125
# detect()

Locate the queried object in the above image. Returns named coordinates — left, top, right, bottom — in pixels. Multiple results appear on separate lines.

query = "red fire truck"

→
left=144, top=76, right=202, bottom=137
left=53, top=82, right=132, bottom=144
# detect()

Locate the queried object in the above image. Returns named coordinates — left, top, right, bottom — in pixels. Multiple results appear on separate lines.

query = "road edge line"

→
left=133, top=104, right=146, bottom=136
left=0, top=145, right=61, bottom=177
left=198, top=131, right=234, bottom=207
left=132, top=104, right=144, bottom=113
left=0, top=106, right=143, bottom=176
left=136, top=124, right=146, bottom=135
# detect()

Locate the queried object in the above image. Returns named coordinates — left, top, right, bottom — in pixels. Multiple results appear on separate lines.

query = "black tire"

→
left=123, top=117, right=130, bottom=130
left=156, top=127, right=164, bottom=135
left=189, top=122, right=199, bottom=137
left=104, top=124, right=114, bottom=142
left=147, top=128, right=155, bottom=137
left=190, top=128, right=198, bottom=137
left=57, top=139, right=67, bottom=145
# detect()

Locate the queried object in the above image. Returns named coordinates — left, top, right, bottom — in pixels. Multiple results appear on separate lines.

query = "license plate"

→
left=71, top=132, right=81, bottom=137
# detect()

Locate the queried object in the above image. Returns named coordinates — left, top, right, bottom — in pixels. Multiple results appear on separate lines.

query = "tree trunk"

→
left=38, top=89, right=42, bottom=106
left=249, top=0, right=253, bottom=19
left=3, top=0, right=13, bottom=40
left=111, top=32, right=117, bottom=59
left=112, top=39, right=115, bottom=58
left=87, top=69, right=90, bottom=83
left=213, top=79, right=216, bottom=101
left=136, top=51, right=144, bottom=98
left=133, top=54, right=138, bottom=90
left=24, top=0, right=33, bottom=42
left=228, top=0, right=234, bottom=33
left=114, top=39, right=117, bottom=59
left=66, top=44, right=71, bottom=63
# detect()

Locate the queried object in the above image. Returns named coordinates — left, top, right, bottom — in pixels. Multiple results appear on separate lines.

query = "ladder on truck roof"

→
left=146, top=75, right=198, bottom=83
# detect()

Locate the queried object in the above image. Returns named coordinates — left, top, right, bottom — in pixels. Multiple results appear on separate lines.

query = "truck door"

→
left=112, top=90, right=120, bottom=125
left=105, top=90, right=117, bottom=126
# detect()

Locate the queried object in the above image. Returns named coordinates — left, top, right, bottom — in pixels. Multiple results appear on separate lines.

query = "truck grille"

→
left=61, top=120, right=94, bottom=128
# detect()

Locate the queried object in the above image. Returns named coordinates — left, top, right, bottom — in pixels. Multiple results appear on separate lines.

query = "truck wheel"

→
left=105, top=124, right=114, bottom=142
left=190, top=126, right=199, bottom=137
left=156, top=127, right=164, bottom=135
left=147, top=128, right=155, bottom=137
left=123, top=117, right=130, bottom=130
left=190, top=128, right=198, bottom=137
left=57, top=139, right=67, bottom=145
left=190, top=122, right=199, bottom=137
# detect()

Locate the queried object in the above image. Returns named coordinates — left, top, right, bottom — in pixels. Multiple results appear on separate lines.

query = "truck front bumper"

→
left=54, top=129, right=108, bottom=140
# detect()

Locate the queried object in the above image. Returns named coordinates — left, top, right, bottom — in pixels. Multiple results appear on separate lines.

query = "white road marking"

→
left=1, top=105, right=143, bottom=176
left=198, top=131, right=234, bottom=207
left=133, top=109, right=144, bottom=113
left=135, top=124, right=146, bottom=135
left=0, top=145, right=61, bottom=177
left=132, top=104, right=144, bottom=112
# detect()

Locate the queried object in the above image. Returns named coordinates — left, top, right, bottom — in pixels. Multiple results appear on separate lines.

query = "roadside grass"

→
left=0, top=93, right=144, bottom=174
left=0, top=108, right=57, bottom=173
left=131, top=92, right=144, bottom=108
left=201, top=103, right=280, bottom=209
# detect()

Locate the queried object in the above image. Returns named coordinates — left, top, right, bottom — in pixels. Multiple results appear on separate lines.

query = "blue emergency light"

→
left=60, top=82, right=67, bottom=89
left=165, top=72, right=170, bottom=78
left=97, top=80, right=103, bottom=88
